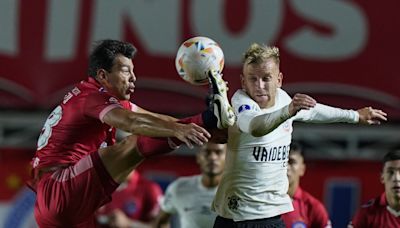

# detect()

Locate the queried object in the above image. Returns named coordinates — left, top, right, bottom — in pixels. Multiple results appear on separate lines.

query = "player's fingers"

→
left=368, top=119, right=381, bottom=125
left=190, top=137, right=204, bottom=146
left=375, top=109, right=388, bottom=118
left=368, top=109, right=387, bottom=121
left=194, top=132, right=209, bottom=144
left=184, top=139, right=194, bottom=149
left=197, top=126, right=211, bottom=138
left=373, top=113, right=387, bottom=121
left=190, top=123, right=211, bottom=138
left=178, top=136, right=193, bottom=149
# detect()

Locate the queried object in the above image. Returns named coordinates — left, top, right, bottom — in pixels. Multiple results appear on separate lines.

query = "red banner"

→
left=0, top=1, right=399, bottom=117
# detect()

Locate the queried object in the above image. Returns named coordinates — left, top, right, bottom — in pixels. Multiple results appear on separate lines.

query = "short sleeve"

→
left=231, top=90, right=261, bottom=133
left=84, top=92, right=123, bottom=122
left=160, top=181, right=178, bottom=214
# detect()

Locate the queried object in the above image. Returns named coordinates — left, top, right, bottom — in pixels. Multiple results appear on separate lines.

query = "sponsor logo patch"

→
left=238, top=104, right=250, bottom=113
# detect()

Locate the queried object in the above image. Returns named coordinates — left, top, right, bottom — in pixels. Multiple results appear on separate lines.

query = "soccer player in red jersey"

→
left=28, top=39, right=235, bottom=227
left=96, top=171, right=162, bottom=228
left=349, top=149, right=400, bottom=228
left=282, top=141, right=332, bottom=228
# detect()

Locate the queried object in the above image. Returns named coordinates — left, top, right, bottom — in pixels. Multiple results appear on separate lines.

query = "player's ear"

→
left=96, top=69, right=109, bottom=85
left=240, top=74, right=245, bottom=91
left=277, top=72, right=283, bottom=88
left=300, top=163, right=306, bottom=177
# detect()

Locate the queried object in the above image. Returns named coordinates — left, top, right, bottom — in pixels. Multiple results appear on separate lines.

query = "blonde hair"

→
left=242, top=43, right=280, bottom=66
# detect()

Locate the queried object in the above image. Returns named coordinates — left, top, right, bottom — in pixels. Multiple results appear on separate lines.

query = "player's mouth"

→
left=255, top=93, right=268, bottom=98
left=392, top=186, right=400, bottom=192
left=127, top=87, right=135, bottom=94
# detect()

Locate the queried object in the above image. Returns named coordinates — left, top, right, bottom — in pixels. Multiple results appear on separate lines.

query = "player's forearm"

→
left=294, top=103, right=359, bottom=123
left=124, top=113, right=180, bottom=137
left=239, top=105, right=291, bottom=137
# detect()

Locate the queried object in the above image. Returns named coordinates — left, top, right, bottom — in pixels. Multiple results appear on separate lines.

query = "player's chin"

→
left=121, top=92, right=131, bottom=100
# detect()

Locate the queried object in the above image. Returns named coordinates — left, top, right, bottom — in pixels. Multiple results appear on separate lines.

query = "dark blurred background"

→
left=0, top=1, right=399, bottom=227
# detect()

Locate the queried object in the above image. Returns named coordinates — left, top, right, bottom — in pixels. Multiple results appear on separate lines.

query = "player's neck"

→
left=201, top=174, right=221, bottom=188
left=387, top=196, right=400, bottom=211
left=288, top=182, right=299, bottom=198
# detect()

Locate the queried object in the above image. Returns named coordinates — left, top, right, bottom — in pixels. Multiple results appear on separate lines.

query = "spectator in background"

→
left=282, top=141, right=332, bottom=228
left=96, top=170, right=162, bottom=228
left=154, top=141, right=227, bottom=228
left=349, top=149, right=400, bottom=227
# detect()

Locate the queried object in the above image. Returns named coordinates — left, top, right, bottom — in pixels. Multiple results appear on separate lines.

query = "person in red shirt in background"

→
left=282, top=141, right=332, bottom=228
left=96, top=170, right=162, bottom=228
left=349, top=149, right=400, bottom=228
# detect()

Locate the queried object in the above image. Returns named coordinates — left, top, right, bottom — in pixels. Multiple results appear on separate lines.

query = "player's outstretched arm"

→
left=357, top=107, right=387, bottom=125
left=247, top=93, right=316, bottom=137
left=288, top=93, right=317, bottom=116
left=103, top=108, right=210, bottom=148
left=135, top=105, right=178, bottom=122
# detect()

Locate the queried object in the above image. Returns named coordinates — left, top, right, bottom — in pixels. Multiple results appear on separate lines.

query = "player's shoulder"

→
left=231, top=90, right=259, bottom=112
left=299, top=189, right=325, bottom=208
left=359, top=196, right=381, bottom=210
left=232, top=89, right=249, bottom=102
left=168, top=175, right=200, bottom=191
left=136, top=175, right=160, bottom=189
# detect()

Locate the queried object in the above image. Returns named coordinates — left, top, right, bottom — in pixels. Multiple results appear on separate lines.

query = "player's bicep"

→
left=136, top=106, right=177, bottom=122
left=102, top=107, right=134, bottom=131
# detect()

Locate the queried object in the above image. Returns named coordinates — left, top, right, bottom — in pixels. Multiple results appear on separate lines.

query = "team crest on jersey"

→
left=238, top=104, right=251, bottom=113
left=108, top=97, right=119, bottom=104
left=124, top=201, right=137, bottom=215
left=282, top=121, right=291, bottom=132
left=292, top=221, right=307, bottom=228
left=227, top=195, right=240, bottom=211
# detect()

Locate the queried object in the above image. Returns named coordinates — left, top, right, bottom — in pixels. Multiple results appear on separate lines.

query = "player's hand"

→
left=175, top=123, right=211, bottom=148
left=288, top=93, right=317, bottom=116
left=108, top=209, right=133, bottom=228
left=357, top=107, right=387, bottom=125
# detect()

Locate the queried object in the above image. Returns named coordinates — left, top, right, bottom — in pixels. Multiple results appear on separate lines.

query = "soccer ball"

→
left=175, top=36, right=224, bottom=85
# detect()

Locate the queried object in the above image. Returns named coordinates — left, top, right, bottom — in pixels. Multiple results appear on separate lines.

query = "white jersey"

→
left=160, top=175, right=218, bottom=228
left=212, top=88, right=358, bottom=221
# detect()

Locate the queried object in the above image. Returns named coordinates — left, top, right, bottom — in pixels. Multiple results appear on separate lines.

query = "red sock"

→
left=169, top=113, right=204, bottom=145
left=179, top=113, right=203, bottom=126
left=137, top=136, right=178, bottom=158
left=137, top=113, right=205, bottom=158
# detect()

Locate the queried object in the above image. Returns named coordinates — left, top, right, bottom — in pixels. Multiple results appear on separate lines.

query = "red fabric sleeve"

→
left=84, top=92, right=123, bottom=121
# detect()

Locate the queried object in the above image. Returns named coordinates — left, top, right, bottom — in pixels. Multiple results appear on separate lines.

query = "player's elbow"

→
left=249, top=119, right=272, bottom=137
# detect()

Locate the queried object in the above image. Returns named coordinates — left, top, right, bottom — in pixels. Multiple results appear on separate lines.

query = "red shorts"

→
left=34, top=151, right=119, bottom=227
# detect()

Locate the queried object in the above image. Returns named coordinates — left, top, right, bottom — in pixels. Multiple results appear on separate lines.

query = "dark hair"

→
left=87, top=39, right=137, bottom=77
left=290, top=141, right=305, bottom=158
left=383, top=149, right=400, bottom=163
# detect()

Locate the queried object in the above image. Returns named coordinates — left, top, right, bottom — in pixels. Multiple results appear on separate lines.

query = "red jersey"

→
left=350, top=193, right=400, bottom=228
left=281, top=187, right=331, bottom=228
left=96, top=171, right=162, bottom=224
left=32, top=77, right=132, bottom=169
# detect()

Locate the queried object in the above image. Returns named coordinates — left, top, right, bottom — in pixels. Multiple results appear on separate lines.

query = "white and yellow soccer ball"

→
left=175, top=36, right=224, bottom=85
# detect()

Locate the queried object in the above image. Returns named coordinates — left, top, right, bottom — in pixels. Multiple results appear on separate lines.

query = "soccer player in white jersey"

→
left=211, top=43, right=388, bottom=228
left=155, top=140, right=227, bottom=228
